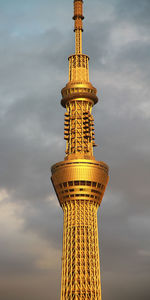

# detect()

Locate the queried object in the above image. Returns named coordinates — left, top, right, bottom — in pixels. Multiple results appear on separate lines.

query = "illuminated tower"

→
left=51, top=1, right=109, bottom=299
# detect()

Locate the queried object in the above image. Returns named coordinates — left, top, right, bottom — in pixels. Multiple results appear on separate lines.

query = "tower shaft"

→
left=61, top=200, right=101, bottom=299
left=51, top=1, right=109, bottom=299
left=51, top=159, right=108, bottom=300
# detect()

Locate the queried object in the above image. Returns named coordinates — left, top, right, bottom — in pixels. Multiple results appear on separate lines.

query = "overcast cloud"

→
left=0, top=0, right=150, bottom=299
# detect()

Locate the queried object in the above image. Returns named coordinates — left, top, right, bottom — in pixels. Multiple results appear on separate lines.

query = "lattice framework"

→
left=65, top=101, right=96, bottom=155
left=61, top=200, right=101, bottom=300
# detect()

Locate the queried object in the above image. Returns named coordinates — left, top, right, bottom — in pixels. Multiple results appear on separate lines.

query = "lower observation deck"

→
left=51, top=159, right=109, bottom=207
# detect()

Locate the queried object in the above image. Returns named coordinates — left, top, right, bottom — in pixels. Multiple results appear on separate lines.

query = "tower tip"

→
left=73, top=0, right=84, bottom=31
left=73, top=0, right=84, bottom=54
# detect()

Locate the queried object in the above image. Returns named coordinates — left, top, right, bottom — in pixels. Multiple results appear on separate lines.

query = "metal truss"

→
left=65, top=101, right=96, bottom=155
left=61, top=200, right=101, bottom=300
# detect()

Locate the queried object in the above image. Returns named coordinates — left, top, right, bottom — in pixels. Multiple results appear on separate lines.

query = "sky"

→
left=0, top=0, right=150, bottom=299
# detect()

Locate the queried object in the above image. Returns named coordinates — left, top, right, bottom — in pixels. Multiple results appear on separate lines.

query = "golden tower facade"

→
left=51, top=1, right=109, bottom=299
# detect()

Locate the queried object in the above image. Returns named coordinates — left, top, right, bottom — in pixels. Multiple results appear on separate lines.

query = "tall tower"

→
left=51, top=1, right=109, bottom=299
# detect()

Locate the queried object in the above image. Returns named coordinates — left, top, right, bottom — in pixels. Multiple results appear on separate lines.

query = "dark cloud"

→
left=116, top=0, right=150, bottom=27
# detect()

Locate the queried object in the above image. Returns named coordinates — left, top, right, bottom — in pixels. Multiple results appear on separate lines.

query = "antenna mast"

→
left=73, top=0, right=84, bottom=54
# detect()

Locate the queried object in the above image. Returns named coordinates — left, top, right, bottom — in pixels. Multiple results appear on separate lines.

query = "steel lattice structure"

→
left=51, top=1, right=109, bottom=299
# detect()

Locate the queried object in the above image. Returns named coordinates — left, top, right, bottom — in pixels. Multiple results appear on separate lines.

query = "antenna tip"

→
left=73, top=0, right=84, bottom=31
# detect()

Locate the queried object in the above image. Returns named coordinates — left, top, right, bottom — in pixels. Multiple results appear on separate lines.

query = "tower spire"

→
left=73, top=0, right=84, bottom=54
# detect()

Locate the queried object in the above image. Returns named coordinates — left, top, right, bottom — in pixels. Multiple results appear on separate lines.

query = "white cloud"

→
left=0, top=190, right=24, bottom=231
left=138, top=249, right=150, bottom=257
left=111, top=22, right=150, bottom=48
left=0, top=189, right=9, bottom=202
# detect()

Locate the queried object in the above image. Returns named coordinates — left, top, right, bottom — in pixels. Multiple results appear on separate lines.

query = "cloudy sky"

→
left=0, top=0, right=150, bottom=299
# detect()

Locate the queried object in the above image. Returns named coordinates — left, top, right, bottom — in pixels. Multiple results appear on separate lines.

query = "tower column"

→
left=51, top=0, right=109, bottom=299
left=61, top=200, right=101, bottom=300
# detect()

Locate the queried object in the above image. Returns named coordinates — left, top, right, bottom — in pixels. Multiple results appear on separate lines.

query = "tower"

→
left=51, top=1, right=109, bottom=299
